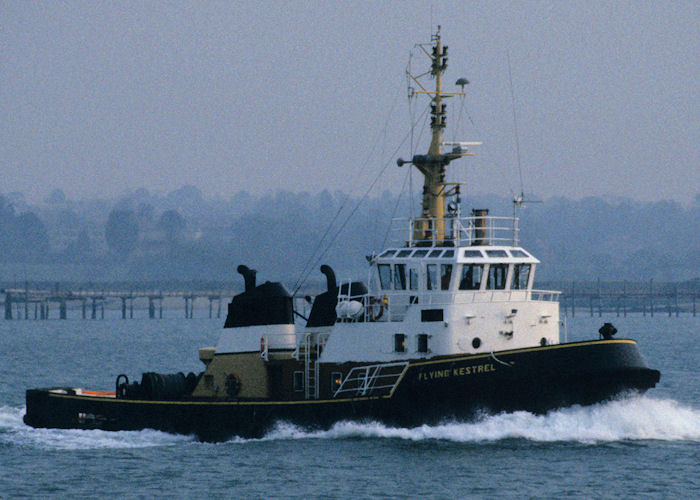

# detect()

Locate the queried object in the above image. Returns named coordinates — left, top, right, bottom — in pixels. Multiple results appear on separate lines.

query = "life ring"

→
left=369, top=296, right=385, bottom=321
left=225, top=373, right=241, bottom=397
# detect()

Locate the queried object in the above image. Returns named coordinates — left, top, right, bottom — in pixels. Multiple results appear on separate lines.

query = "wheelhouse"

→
left=374, top=246, right=538, bottom=294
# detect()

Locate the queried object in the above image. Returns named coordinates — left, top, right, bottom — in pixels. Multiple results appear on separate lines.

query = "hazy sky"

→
left=2, top=1, right=698, bottom=205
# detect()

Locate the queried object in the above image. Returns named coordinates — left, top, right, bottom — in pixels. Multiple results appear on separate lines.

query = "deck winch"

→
left=116, top=372, right=199, bottom=400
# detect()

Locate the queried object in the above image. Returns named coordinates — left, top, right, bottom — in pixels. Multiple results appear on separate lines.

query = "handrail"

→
left=292, top=332, right=330, bottom=360
left=334, top=288, right=561, bottom=324
left=333, top=362, right=409, bottom=398
left=389, top=215, right=519, bottom=248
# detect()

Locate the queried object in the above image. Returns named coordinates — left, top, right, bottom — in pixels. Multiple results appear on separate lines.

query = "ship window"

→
left=378, top=264, right=392, bottom=290
left=426, top=264, right=438, bottom=290
left=293, top=371, right=304, bottom=392
left=331, top=372, right=343, bottom=392
left=486, top=264, right=508, bottom=290
left=428, top=249, right=443, bottom=258
left=512, top=264, right=531, bottom=290
left=486, top=250, right=508, bottom=258
left=394, top=264, right=407, bottom=290
left=421, top=309, right=443, bottom=322
left=510, top=249, right=528, bottom=258
left=396, top=249, right=413, bottom=258
left=440, top=264, right=453, bottom=290
left=463, top=249, right=483, bottom=258
left=413, top=249, right=429, bottom=258
left=409, top=267, right=419, bottom=290
left=417, top=334, right=429, bottom=353
left=380, top=249, right=397, bottom=258
left=442, top=250, right=454, bottom=258
left=459, top=264, right=484, bottom=290
left=394, top=334, right=406, bottom=353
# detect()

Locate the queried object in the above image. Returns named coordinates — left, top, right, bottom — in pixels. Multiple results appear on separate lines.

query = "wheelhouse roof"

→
left=375, top=246, right=540, bottom=264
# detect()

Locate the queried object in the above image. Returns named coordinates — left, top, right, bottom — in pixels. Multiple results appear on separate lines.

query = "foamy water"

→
left=0, top=406, right=193, bottom=450
left=2, top=316, right=698, bottom=497
left=255, top=395, right=700, bottom=444
left=4, top=396, right=699, bottom=450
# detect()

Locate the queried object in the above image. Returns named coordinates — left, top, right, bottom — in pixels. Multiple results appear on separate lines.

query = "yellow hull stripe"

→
left=410, top=339, right=637, bottom=368
left=46, top=339, right=637, bottom=407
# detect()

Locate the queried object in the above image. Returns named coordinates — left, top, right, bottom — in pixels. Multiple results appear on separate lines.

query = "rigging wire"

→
left=407, top=51, right=415, bottom=220
left=291, top=78, right=404, bottom=294
left=378, top=102, right=430, bottom=258
left=451, top=93, right=469, bottom=189
left=379, top=166, right=411, bottom=251
left=456, top=95, right=518, bottom=200
left=292, top=126, right=413, bottom=296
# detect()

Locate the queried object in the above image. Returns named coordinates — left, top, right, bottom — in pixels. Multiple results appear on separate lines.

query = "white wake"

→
left=0, top=406, right=192, bottom=450
left=257, top=395, right=700, bottom=444
left=3, top=395, right=699, bottom=449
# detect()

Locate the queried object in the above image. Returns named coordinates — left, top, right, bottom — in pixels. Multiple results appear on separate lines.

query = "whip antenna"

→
left=507, top=50, right=525, bottom=199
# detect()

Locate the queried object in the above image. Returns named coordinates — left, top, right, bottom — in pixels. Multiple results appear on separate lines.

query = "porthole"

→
left=540, top=337, right=548, bottom=346
left=472, top=337, right=481, bottom=349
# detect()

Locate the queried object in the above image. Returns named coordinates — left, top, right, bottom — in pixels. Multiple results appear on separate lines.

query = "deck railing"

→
left=389, top=215, right=519, bottom=248
left=333, top=362, right=409, bottom=398
left=334, top=289, right=560, bottom=324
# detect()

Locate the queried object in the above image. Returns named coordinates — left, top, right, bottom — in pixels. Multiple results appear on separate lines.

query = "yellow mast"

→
left=398, top=26, right=473, bottom=246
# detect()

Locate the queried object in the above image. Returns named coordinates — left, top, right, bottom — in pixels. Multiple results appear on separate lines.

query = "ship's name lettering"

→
left=418, top=363, right=496, bottom=381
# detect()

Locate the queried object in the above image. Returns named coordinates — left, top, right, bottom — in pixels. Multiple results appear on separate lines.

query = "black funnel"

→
left=320, top=264, right=337, bottom=292
left=237, top=265, right=257, bottom=292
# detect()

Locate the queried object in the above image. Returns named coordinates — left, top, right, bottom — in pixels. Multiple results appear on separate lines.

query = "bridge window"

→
left=378, top=264, right=392, bottom=290
left=394, top=264, right=407, bottom=290
left=413, top=249, right=429, bottom=258
left=396, top=249, right=413, bottom=258
left=440, top=264, right=453, bottom=290
left=486, top=250, right=508, bottom=258
left=463, top=249, right=483, bottom=258
left=512, top=264, right=531, bottom=290
left=426, top=264, right=438, bottom=290
left=409, top=267, right=419, bottom=290
left=510, top=249, right=528, bottom=258
left=486, top=264, right=508, bottom=290
left=459, top=264, right=484, bottom=290
left=428, top=249, right=443, bottom=258
left=394, top=334, right=406, bottom=353
left=442, top=250, right=455, bottom=258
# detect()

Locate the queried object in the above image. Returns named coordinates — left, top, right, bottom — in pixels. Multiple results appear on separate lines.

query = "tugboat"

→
left=24, top=28, right=659, bottom=440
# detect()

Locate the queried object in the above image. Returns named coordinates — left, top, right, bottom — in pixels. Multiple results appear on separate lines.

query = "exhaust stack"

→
left=237, top=265, right=257, bottom=292
left=472, top=209, right=489, bottom=246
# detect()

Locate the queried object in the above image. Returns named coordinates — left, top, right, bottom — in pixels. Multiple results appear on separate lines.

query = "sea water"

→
left=1, top=314, right=698, bottom=498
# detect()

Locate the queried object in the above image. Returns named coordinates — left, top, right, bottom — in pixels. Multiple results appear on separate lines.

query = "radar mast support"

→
left=399, top=26, right=474, bottom=246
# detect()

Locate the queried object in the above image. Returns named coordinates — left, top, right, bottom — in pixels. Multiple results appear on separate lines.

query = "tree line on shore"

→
left=0, top=187, right=698, bottom=285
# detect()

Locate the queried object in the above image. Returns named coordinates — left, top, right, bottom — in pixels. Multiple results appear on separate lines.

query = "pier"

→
left=547, top=279, right=699, bottom=318
left=1, top=279, right=698, bottom=320
left=0, top=284, right=238, bottom=320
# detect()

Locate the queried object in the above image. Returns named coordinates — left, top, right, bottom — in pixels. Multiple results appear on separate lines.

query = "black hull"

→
left=24, top=339, right=660, bottom=441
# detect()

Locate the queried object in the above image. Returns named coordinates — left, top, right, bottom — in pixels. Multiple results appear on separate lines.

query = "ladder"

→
left=298, top=333, right=326, bottom=400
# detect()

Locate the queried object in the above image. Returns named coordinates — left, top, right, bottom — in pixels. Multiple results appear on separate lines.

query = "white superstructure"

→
left=321, top=213, right=560, bottom=363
